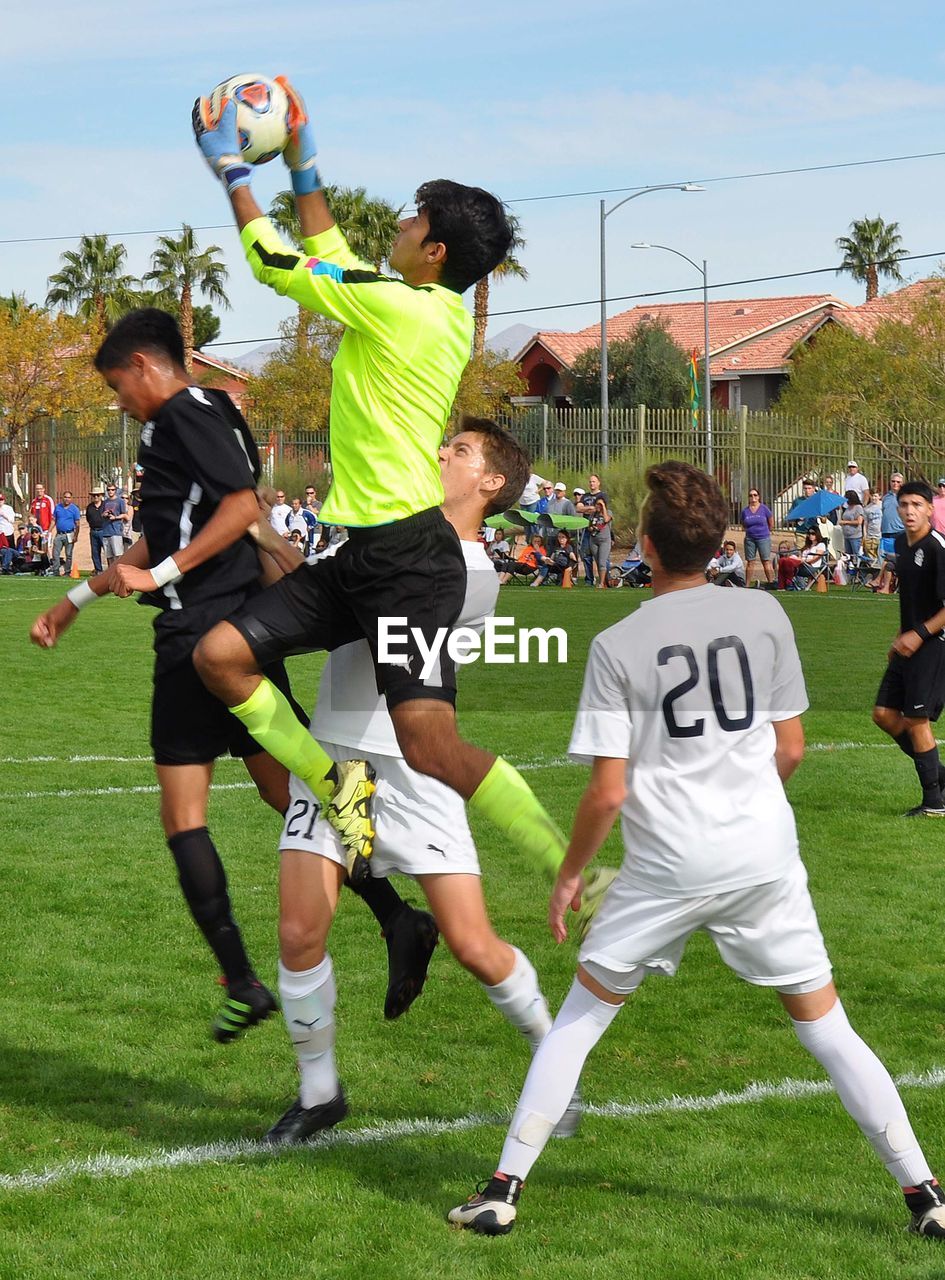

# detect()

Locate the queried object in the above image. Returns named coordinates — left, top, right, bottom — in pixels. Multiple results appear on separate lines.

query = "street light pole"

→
left=631, top=242, right=713, bottom=475
left=598, top=184, right=702, bottom=466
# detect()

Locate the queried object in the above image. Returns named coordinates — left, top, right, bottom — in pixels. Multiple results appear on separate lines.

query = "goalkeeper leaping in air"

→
left=190, top=80, right=573, bottom=890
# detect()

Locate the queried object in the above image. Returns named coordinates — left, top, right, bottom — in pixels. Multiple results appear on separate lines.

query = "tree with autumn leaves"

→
left=0, top=307, right=112, bottom=483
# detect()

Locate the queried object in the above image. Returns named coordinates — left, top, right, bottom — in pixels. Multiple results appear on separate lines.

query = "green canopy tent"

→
left=485, top=509, right=588, bottom=532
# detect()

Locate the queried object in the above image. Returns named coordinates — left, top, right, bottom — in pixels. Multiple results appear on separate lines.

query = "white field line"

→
left=2, top=1066, right=944, bottom=1194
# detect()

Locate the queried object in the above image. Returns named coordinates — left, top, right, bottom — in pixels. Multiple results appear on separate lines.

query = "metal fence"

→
left=7, top=405, right=945, bottom=525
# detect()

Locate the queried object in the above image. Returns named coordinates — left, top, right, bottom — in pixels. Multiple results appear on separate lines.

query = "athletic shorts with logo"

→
left=579, top=860, right=832, bottom=995
left=225, top=507, right=466, bottom=711
left=876, top=641, right=945, bottom=722
left=278, top=742, right=480, bottom=878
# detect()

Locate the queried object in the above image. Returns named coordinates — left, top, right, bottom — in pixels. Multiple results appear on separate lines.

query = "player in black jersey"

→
left=30, top=309, right=438, bottom=1039
left=872, top=480, right=945, bottom=817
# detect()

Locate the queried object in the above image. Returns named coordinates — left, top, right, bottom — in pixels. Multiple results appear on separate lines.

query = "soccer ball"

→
left=207, top=73, right=290, bottom=165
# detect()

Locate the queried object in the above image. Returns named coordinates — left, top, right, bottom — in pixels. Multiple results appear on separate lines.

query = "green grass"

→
left=3, top=579, right=945, bottom=1279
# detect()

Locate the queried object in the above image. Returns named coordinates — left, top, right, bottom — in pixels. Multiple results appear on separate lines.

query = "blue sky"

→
left=5, top=0, right=945, bottom=354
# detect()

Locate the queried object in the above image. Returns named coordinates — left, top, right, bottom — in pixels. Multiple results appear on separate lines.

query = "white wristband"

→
left=66, top=581, right=98, bottom=611
left=150, top=556, right=184, bottom=588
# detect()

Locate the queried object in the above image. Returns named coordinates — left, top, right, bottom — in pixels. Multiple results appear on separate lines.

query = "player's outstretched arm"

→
left=274, top=76, right=335, bottom=240
left=29, top=536, right=152, bottom=648
left=549, top=757, right=626, bottom=943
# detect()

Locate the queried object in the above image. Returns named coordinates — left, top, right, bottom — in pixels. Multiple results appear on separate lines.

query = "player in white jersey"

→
left=259, top=420, right=595, bottom=1143
left=450, top=460, right=945, bottom=1240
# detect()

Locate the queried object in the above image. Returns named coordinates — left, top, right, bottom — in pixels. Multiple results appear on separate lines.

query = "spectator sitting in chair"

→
left=497, top=533, right=545, bottom=585
left=707, top=540, right=746, bottom=587
left=790, top=528, right=828, bottom=588
left=534, top=530, right=578, bottom=587
left=776, top=538, right=804, bottom=590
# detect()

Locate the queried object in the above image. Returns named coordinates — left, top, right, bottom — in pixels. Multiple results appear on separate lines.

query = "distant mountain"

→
left=485, top=324, right=538, bottom=358
left=228, top=341, right=281, bottom=373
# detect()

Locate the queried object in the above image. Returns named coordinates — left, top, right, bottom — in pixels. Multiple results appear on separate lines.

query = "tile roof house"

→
left=192, top=350, right=250, bottom=408
left=516, top=294, right=852, bottom=410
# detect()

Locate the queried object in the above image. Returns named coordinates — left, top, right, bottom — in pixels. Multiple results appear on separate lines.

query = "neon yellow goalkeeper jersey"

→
left=241, top=217, right=473, bottom=527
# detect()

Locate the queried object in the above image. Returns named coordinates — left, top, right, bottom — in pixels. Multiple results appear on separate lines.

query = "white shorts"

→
left=278, top=741, right=481, bottom=879
left=103, top=535, right=125, bottom=558
left=579, top=861, right=832, bottom=995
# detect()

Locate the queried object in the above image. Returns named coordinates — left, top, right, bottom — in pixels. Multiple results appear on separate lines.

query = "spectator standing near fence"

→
left=0, top=491, right=15, bottom=574
left=29, top=484, right=54, bottom=558
left=873, top=473, right=905, bottom=595
left=52, top=492, right=82, bottom=576
left=545, top=483, right=576, bottom=541
left=863, top=491, right=882, bottom=558
left=577, top=476, right=610, bottom=586
left=932, top=480, right=945, bottom=536
left=740, top=488, right=774, bottom=586
left=269, top=489, right=291, bottom=534
left=85, top=487, right=107, bottom=574
left=100, top=483, right=129, bottom=566
left=844, top=461, right=870, bottom=504
left=841, top=490, right=864, bottom=557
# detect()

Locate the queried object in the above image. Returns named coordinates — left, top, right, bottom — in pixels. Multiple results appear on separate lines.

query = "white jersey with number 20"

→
left=569, top=583, right=809, bottom=898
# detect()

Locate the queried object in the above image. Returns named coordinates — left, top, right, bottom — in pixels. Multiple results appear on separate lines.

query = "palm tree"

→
left=0, top=292, right=37, bottom=323
left=46, top=234, right=138, bottom=328
left=473, top=213, right=527, bottom=357
left=836, top=216, right=909, bottom=302
left=145, top=224, right=229, bottom=372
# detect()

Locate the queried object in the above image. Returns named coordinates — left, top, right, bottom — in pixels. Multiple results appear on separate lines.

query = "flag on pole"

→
left=689, top=349, right=701, bottom=430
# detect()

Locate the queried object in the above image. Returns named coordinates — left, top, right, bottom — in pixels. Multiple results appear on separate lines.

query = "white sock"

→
left=791, top=1000, right=933, bottom=1187
left=483, top=947, right=553, bottom=1050
left=498, top=977, right=621, bottom=1180
left=279, top=956, right=339, bottom=1108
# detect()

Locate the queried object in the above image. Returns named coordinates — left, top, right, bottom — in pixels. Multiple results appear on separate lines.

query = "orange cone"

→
left=70, top=560, right=80, bottom=580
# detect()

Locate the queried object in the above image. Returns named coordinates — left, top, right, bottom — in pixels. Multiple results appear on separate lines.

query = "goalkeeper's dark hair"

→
left=94, top=308, right=186, bottom=371
left=642, top=460, right=728, bottom=573
left=899, top=479, right=934, bottom=503
left=416, top=180, right=514, bottom=295
left=458, top=416, right=530, bottom=515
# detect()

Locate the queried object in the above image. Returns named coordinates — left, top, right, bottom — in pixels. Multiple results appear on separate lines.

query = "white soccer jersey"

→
left=311, top=540, right=498, bottom=755
left=569, top=583, right=809, bottom=897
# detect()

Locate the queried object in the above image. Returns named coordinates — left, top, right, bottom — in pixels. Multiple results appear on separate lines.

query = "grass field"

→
left=3, top=578, right=945, bottom=1280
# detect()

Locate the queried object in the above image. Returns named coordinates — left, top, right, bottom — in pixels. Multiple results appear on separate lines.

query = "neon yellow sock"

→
left=231, top=679, right=335, bottom=802
left=469, top=757, right=566, bottom=880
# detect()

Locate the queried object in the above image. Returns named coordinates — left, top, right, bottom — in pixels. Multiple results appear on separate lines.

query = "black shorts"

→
left=226, top=507, right=467, bottom=711
left=151, top=656, right=297, bottom=766
left=876, top=641, right=945, bottom=722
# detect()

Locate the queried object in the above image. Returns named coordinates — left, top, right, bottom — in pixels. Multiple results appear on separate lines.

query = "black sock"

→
left=913, top=748, right=944, bottom=807
left=167, top=827, right=252, bottom=985
left=894, top=730, right=915, bottom=759
left=347, top=874, right=405, bottom=931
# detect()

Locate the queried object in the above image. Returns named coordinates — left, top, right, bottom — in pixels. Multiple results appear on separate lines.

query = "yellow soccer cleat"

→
left=573, top=865, right=618, bottom=943
left=326, top=759, right=377, bottom=886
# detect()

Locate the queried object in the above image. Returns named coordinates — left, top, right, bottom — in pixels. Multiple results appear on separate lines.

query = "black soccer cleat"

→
left=384, top=903, right=439, bottom=1020
left=264, top=1089, right=349, bottom=1145
left=212, top=976, right=278, bottom=1043
left=448, top=1174, right=523, bottom=1235
left=903, top=804, right=945, bottom=818
left=906, top=1180, right=945, bottom=1238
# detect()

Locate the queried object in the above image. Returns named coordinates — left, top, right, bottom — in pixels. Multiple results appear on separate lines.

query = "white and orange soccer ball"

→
left=206, top=73, right=291, bottom=165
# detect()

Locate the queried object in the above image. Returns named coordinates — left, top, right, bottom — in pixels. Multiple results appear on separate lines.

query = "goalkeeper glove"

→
left=192, top=97, right=252, bottom=194
left=274, top=76, right=322, bottom=196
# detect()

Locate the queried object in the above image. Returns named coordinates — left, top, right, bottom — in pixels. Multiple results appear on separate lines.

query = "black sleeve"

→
left=168, top=390, right=257, bottom=503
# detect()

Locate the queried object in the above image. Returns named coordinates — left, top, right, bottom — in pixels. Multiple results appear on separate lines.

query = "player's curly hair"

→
left=416, top=180, right=514, bottom=295
left=642, top=460, right=728, bottom=573
left=458, top=416, right=530, bottom=515
left=94, top=308, right=185, bottom=371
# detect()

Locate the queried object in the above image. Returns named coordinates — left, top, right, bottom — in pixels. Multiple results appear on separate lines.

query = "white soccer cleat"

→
left=908, top=1181, right=945, bottom=1239
left=448, top=1175, right=522, bottom=1235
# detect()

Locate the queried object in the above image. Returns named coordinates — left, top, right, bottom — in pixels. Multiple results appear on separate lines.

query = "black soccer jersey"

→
left=894, top=528, right=945, bottom=635
left=137, top=386, right=261, bottom=667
